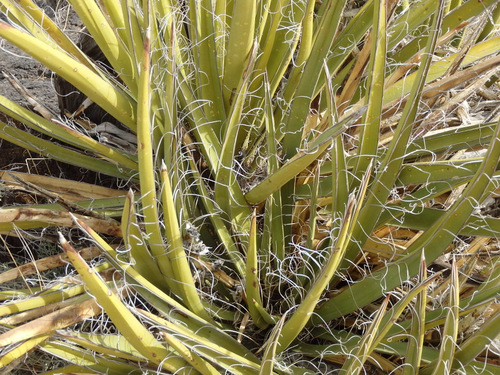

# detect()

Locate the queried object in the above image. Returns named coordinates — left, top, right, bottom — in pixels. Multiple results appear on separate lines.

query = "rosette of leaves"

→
left=1, top=0, right=500, bottom=374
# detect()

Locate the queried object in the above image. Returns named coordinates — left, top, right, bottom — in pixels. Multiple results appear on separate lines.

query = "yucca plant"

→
left=1, top=0, right=500, bottom=373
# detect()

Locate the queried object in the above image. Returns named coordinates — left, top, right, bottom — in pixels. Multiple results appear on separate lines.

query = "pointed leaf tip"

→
left=127, top=188, right=135, bottom=200
left=58, top=231, right=67, bottom=245
left=58, top=232, right=77, bottom=255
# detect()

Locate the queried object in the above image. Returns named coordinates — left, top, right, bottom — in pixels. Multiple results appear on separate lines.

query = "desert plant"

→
left=1, top=0, right=500, bottom=374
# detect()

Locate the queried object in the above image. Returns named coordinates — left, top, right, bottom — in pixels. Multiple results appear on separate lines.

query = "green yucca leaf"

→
left=187, top=0, right=225, bottom=136
left=424, top=261, right=460, bottom=375
left=121, top=190, right=165, bottom=289
left=402, top=252, right=428, bottom=375
left=160, top=161, right=213, bottom=322
left=447, top=304, right=500, bottom=373
left=57, top=332, right=148, bottom=362
left=385, top=207, right=500, bottom=238
left=303, top=157, right=490, bottom=199
left=135, top=22, right=177, bottom=297
left=419, top=256, right=500, bottom=374
left=158, top=7, right=178, bottom=168
left=58, top=233, right=191, bottom=373
left=245, top=210, right=270, bottom=330
left=330, top=120, right=499, bottom=171
left=251, top=299, right=278, bottom=326
left=387, top=0, right=437, bottom=52
left=260, top=0, right=302, bottom=97
left=262, top=72, right=285, bottom=261
left=214, top=43, right=256, bottom=230
left=0, top=284, right=85, bottom=318
left=405, top=121, right=498, bottom=159
left=387, top=283, right=500, bottom=341
left=248, top=0, right=299, bottom=115
left=294, top=167, right=322, bottom=295
left=0, top=335, right=49, bottom=369
left=318, top=0, right=373, bottom=103
left=68, top=0, right=138, bottom=93
left=305, top=168, right=320, bottom=252
left=324, top=62, right=348, bottom=230
left=284, top=0, right=315, bottom=92
left=100, top=0, right=130, bottom=53
left=351, top=0, right=387, bottom=185
left=396, top=159, right=489, bottom=186
left=281, top=0, right=348, bottom=159
left=222, top=0, right=256, bottom=110
left=185, top=150, right=246, bottom=278
left=244, top=142, right=327, bottom=205
left=259, top=311, right=289, bottom=375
